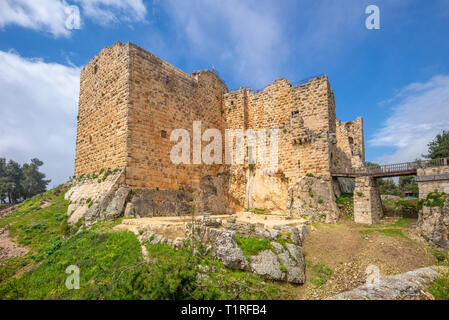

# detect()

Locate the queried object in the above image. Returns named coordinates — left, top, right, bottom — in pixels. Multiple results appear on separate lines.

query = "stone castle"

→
left=72, top=41, right=364, bottom=223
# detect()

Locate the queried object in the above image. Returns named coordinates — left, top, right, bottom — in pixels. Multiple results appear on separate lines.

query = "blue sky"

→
left=0, top=0, right=449, bottom=187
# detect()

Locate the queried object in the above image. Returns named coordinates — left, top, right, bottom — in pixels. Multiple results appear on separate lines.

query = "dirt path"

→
left=293, top=217, right=436, bottom=299
left=0, top=204, right=28, bottom=260
left=0, top=228, right=28, bottom=260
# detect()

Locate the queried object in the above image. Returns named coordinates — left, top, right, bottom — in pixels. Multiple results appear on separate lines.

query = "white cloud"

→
left=160, top=0, right=288, bottom=88
left=0, top=0, right=147, bottom=37
left=75, top=0, right=147, bottom=25
left=0, top=50, right=80, bottom=187
left=0, top=0, right=73, bottom=37
left=370, top=75, right=449, bottom=164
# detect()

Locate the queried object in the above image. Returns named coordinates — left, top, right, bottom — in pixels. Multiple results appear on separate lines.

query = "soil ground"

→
left=114, top=212, right=437, bottom=299
left=0, top=205, right=28, bottom=260
left=294, top=217, right=436, bottom=299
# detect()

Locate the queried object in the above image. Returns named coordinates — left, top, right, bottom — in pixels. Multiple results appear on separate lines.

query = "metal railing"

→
left=332, top=157, right=449, bottom=177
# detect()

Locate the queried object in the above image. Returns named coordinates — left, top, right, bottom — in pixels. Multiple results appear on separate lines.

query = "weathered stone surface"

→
left=288, top=176, right=340, bottom=223
left=271, top=241, right=306, bottom=284
left=65, top=168, right=126, bottom=224
left=208, top=228, right=237, bottom=248
left=104, top=186, right=130, bottom=219
left=74, top=42, right=364, bottom=220
left=126, top=189, right=194, bottom=217
left=250, top=250, right=283, bottom=281
left=288, top=227, right=302, bottom=245
left=327, top=267, right=445, bottom=300
left=286, top=243, right=306, bottom=267
left=215, top=247, right=248, bottom=270
left=173, top=237, right=185, bottom=250
left=195, top=217, right=222, bottom=227
left=138, top=230, right=154, bottom=243
left=354, top=176, right=383, bottom=225
left=418, top=199, right=449, bottom=251
left=150, top=234, right=165, bottom=245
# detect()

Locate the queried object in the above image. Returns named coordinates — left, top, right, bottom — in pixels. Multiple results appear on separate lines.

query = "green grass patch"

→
left=306, top=260, right=333, bottom=287
left=432, top=249, right=449, bottom=266
left=418, top=191, right=449, bottom=210
left=0, top=186, right=72, bottom=257
left=429, top=270, right=449, bottom=300
left=388, top=218, right=415, bottom=228
left=336, top=193, right=354, bottom=219
left=235, top=234, right=272, bottom=259
left=244, top=208, right=271, bottom=215
left=0, top=230, right=143, bottom=299
left=0, top=185, right=293, bottom=300
left=359, top=228, right=406, bottom=238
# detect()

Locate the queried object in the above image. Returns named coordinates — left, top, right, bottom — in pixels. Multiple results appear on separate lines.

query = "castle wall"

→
left=126, top=44, right=228, bottom=190
left=417, top=166, right=449, bottom=199
left=74, top=41, right=365, bottom=218
left=74, top=42, right=130, bottom=176
left=223, top=76, right=341, bottom=217
left=335, top=118, right=364, bottom=170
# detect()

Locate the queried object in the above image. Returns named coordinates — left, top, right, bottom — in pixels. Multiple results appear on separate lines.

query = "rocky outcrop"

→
left=288, top=176, right=340, bottom=223
left=250, top=250, right=283, bottom=281
left=123, top=189, right=194, bottom=218
left=185, top=218, right=307, bottom=284
left=418, top=199, right=449, bottom=251
left=186, top=223, right=248, bottom=270
left=65, top=168, right=127, bottom=225
left=327, top=267, right=445, bottom=300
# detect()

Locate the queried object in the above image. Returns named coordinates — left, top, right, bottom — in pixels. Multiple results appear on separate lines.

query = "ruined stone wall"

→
left=354, top=176, right=383, bottom=225
left=334, top=118, right=364, bottom=170
left=74, top=42, right=130, bottom=176
left=417, top=166, right=449, bottom=199
left=223, top=76, right=342, bottom=217
left=74, top=42, right=365, bottom=218
left=125, top=43, right=228, bottom=190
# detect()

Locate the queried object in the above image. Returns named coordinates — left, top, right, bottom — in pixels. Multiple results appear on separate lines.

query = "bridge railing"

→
left=333, top=157, right=449, bottom=177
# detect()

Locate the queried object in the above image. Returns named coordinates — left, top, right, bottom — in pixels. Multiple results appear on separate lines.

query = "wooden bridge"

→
left=332, top=157, right=449, bottom=179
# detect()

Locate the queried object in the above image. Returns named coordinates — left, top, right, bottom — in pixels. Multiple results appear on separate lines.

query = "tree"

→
left=0, top=158, right=50, bottom=203
left=398, top=175, right=418, bottom=195
left=423, top=130, right=449, bottom=159
left=0, top=158, right=6, bottom=203
left=5, top=160, right=23, bottom=203
left=20, top=158, right=50, bottom=199
left=378, top=178, right=402, bottom=196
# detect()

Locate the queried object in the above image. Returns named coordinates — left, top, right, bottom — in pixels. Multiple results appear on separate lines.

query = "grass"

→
left=0, top=185, right=293, bottom=300
left=359, top=228, right=407, bottom=238
left=388, top=217, right=415, bottom=228
left=0, top=230, right=142, bottom=299
left=429, top=271, right=449, bottom=300
left=418, top=191, right=449, bottom=210
left=382, top=198, right=419, bottom=218
left=235, top=234, right=272, bottom=260
left=335, top=193, right=354, bottom=219
left=244, top=208, right=272, bottom=215
left=306, top=260, right=333, bottom=287
left=429, top=250, right=449, bottom=300
left=0, top=185, right=72, bottom=258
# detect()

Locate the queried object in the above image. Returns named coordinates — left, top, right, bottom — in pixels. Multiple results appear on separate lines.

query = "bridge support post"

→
left=354, top=176, right=383, bottom=225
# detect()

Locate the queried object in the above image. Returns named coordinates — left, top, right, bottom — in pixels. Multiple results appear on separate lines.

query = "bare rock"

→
left=327, top=267, right=445, bottom=300
left=208, top=228, right=237, bottom=248
left=215, top=247, right=248, bottom=270
left=418, top=202, right=449, bottom=251
left=250, top=249, right=283, bottom=281
left=104, top=186, right=131, bottom=220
